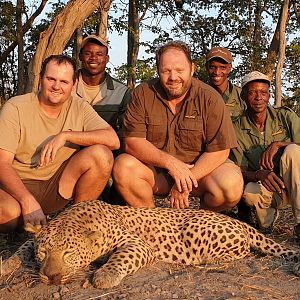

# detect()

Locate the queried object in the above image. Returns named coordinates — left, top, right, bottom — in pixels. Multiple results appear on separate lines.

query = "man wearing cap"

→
left=230, top=71, right=300, bottom=236
left=113, top=41, right=243, bottom=211
left=74, top=34, right=131, bottom=135
left=206, top=47, right=245, bottom=120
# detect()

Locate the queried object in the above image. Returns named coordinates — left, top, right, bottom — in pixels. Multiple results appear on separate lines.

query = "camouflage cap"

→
left=206, top=47, right=233, bottom=63
left=80, top=34, right=109, bottom=51
left=242, top=71, right=271, bottom=88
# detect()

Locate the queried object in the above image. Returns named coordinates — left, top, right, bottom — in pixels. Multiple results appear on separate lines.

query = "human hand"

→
left=169, top=184, right=190, bottom=209
left=260, top=142, right=281, bottom=170
left=166, top=158, right=198, bottom=193
left=255, top=169, right=285, bottom=194
left=21, top=198, right=47, bottom=226
left=39, top=132, right=67, bottom=167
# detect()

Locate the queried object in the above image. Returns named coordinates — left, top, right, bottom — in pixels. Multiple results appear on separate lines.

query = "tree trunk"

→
left=97, top=0, right=112, bottom=39
left=16, top=0, right=24, bottom=95
left=27, top=0, right=111, bottom=92
left=127, top=0, right=140, bottom=89
left=275, top=0, right=290, bottom=107
left=251, top=0, right=263, bottom=70
left=265, top=2, right=291, bottom=79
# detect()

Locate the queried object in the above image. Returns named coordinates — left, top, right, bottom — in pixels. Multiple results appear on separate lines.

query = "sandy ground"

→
left=0, top=199, right=300, bottom=300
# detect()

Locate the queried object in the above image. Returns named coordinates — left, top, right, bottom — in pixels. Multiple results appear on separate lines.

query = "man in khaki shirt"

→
left=0, top=55, right=120, bottom=232
left=230, top=71, right=300, bottom=236
left=113, top=41, right=243, bottom=211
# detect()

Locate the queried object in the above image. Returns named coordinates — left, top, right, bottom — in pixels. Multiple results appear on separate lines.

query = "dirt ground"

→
left=0, top=199, right=300, bottom=300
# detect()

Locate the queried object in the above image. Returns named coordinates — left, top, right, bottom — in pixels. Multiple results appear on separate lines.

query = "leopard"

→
left=1, top=200, right=299, bottom=289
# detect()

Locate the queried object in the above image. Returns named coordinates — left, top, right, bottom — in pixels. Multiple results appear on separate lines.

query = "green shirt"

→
left=223, top=82, right=246, bottom=121
left=230, top=106, right=300, bottom=172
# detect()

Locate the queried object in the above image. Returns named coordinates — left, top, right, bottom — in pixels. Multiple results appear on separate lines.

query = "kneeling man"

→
left=113, top=41, right=243, bottom=210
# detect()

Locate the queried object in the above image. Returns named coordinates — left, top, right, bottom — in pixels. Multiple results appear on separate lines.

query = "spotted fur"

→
left=1, top=200, right=299, bottom=288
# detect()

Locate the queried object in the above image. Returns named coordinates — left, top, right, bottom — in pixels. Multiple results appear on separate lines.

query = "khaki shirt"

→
left=74, top=72, right=131, bottom=132
left=230, top=106, right=300, bottom=172
left=124, top=78, right=237, bottom=164
left=0, top=93, right=109, bottom=180
left=223, top=82, right=246, bottom=120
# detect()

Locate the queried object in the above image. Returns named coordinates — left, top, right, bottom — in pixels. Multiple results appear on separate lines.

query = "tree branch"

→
left=0, top=0, right=48, bottom=66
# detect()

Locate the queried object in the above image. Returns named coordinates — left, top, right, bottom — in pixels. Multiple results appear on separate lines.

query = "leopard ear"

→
left=24, top=223, right=42, bottom=235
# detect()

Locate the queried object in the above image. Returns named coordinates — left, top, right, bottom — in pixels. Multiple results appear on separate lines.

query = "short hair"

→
left=155, top=41, right=193, bottom=68
left=40, top=55, right=77, bottom=84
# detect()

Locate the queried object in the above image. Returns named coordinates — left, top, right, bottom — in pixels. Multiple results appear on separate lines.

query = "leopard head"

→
left=25, top=218, right=102, bottom=285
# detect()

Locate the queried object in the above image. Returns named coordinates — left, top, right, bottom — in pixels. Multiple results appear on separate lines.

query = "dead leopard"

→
left=1, top=200, right=299, bottom=289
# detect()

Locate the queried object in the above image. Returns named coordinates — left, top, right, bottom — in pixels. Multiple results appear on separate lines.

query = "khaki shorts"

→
left=22, top=160, right=70, bottom=214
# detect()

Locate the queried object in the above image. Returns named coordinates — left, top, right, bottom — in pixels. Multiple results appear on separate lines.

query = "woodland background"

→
left=0, top=0, right=299, bottom=113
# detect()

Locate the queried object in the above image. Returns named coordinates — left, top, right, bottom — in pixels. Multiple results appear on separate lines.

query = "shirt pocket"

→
left=177, top=118, right=203, bottom=151
left=146, top=117, right=166, bottom=148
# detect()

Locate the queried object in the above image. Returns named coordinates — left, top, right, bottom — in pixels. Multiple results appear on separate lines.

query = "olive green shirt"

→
left=230, top=106, right=300, bottom=172
left=223, top=82, right=246, bottom=121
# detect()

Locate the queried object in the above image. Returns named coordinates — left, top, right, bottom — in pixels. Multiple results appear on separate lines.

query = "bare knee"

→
left=113, top=154, right=141, bottom=184
left=202, top=164, right=243, bottom=210
left=82, top=145, right=114, bottom=174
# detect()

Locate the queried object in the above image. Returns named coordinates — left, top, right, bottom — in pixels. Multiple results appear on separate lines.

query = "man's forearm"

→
left=63, top=128, right=120, bottom=150
left=125, top=137, right=179, bottom=169
left=0, top=163, right=35, bottom=206
left=191, top=149, right=230, bottom=180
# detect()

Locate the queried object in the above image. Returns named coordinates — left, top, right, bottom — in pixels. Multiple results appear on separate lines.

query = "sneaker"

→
left=294, top=224, right=300, bottom=238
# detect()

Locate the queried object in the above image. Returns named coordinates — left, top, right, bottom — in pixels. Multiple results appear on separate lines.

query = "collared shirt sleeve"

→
left=123, top=84, right=147, bottom=138
left=282, top=108, right=300, bottom=143
left=204, top=90, right=238, bottom=152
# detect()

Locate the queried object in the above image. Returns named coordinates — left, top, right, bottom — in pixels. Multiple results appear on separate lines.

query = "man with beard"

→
left=74, top=35, right=131, bottom=135
left=112, top=41, right=243, bottom=210
left=230, top=71, right=300, bottom=235
left=206, top=47, right=245, bottom=120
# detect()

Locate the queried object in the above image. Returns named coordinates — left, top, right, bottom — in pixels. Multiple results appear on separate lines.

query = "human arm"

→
left=242, top=168, right=285, bottom=194
left=260, top=141, right=300, bottom=170
left=39, top=127, right=120, bottom=167
left=0, top=149, right=46, bottom=226
left=125, top=137, right=198, bottom=193
left=169, top=149, right=230, bottom=209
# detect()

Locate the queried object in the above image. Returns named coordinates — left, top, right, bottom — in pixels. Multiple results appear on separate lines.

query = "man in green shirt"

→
left=230, top=71, right=300, bottom=236
left=206, top=47, right=246, bottom=120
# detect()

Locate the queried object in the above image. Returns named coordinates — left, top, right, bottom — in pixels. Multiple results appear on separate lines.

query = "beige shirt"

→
left=0, top=93, right=109, bottom=180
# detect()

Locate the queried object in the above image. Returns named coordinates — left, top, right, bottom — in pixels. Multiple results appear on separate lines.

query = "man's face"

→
left=39, top=60, right=75, bottom=106
left=80, top=42, right=109, bottom=76
left=158, top=48, right=194, bottom=100
left=245, top=81, right=270, bottom=113
left=206, top=59, right=232, bottom=87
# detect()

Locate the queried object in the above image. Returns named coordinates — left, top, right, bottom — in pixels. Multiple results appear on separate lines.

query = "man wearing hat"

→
left=230, top=71, right=300, bottom=236
left=74, top=35, right=131, bottom=135
left=206, top=47, right=245, bottom=120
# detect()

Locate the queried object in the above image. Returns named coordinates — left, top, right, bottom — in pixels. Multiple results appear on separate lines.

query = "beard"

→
left=162, top=79, right=192, bottom=100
